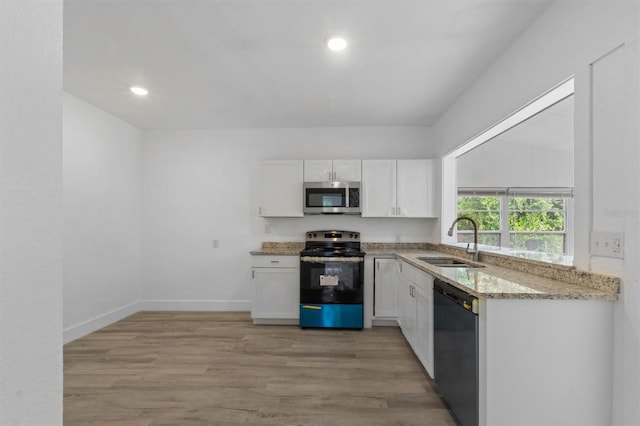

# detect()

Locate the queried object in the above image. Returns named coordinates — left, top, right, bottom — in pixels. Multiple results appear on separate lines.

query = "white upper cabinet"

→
left=258, top=160, right=304, bottom=217
left=304, top=160, right=332, bottom=181
left=333, top=160, right=361, bottom=181
left=362, top=159, right=436, bottom=218
left=397, top=159, right=435, bottom=218
left=304, top=159, right=361, bottom=182
left=362, top=160, right=397, bottom=217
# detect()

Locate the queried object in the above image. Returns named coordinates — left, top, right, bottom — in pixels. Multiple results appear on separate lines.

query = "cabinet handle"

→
left=270, top=260, right=280, bottom=264
left=252, top=270, right=255, bottom=279
left=258, top=207, right=262, bottom=215
left=376, top=260, right=379, bottom=270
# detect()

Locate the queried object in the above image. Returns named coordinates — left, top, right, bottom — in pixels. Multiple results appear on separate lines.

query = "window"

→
left=508, top=196, right=566, bottom=254
left=457, top=188, right=572, bottom=255
left=456, top=195, right=501, bottom=247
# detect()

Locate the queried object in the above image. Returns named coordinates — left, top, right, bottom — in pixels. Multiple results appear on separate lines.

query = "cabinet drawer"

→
left=252, top=255, right=299, bottom=268
left=401, top=261, right=433, bottom=291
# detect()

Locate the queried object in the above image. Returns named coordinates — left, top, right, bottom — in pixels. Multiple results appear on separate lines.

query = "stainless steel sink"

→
left=417, top=257, right=485, bottom=268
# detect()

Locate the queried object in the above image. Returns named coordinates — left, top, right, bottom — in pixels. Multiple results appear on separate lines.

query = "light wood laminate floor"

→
left=64, top=312, right=457, bottom=425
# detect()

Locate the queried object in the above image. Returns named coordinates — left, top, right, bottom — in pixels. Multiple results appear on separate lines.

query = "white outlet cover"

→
left=590, top=231, right=624, bottom=259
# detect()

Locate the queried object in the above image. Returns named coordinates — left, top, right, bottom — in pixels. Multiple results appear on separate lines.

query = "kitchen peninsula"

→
left=251, top=242, right=619, bottom=426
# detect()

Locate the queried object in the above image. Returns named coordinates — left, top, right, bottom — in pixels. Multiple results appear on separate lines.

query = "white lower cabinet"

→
left=397, top=260, right=434, bottom=378
left=373, top=258, right=398, bottom=319
left=397, top=269, right=415, bottom=343
left=251, top=255, right=299, bottom=323
left=413, top=279, right=433, bottom=377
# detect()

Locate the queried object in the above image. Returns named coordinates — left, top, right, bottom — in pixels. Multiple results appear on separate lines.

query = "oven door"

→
left=299, top=256, right=364, bottom=304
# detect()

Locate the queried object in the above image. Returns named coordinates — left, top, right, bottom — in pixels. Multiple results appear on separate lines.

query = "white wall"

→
left=63, top=94, right=142, bottom=342
left=141, top=127, right=434, bottom=309
left=433, top=1, right=639, bottom=424
left=0, top=1, right=63, bottom=424
left=457, top=143, right=573, bottom=188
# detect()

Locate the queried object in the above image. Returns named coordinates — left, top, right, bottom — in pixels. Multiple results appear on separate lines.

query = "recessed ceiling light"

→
left=326, top=36, right=347, bottom=52
left=130, top=86, right=148, bottom=96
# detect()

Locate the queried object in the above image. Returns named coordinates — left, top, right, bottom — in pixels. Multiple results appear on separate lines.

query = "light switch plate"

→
left=590, top=231, right=624, bottom=259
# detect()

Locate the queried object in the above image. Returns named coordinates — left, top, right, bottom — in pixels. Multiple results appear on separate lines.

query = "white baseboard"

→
left=138, top=299, right=251, bottom=311
left=63, top=299, right=252, bottom=343
left=63, top=301, right=139, bottom=344
left=372, top=318, right=399, bottom=327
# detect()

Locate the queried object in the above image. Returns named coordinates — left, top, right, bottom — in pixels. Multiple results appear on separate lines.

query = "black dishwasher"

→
left=433, top=278, right=479, bottom=426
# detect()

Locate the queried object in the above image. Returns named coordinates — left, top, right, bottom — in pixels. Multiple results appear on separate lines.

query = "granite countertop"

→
left=250, top=242, right=431, bottom=256
left=397, top=252, right=618, bottom=301
left=250, top=242, right=303, bottom=256
left=251, top=242, right=620, bottom=301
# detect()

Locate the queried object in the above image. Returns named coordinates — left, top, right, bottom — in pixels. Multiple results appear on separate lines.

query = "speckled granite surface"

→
left=362, top=242, right=432, bottom=252
left=398, top=252, right=618, bottom=301
left=251, top=241, right=620, bottom=300
left=431, top=244, right=619, bottom=294
left=251, top=242, right=434, bottom=255
left=250, top=242, right=304, bottom=255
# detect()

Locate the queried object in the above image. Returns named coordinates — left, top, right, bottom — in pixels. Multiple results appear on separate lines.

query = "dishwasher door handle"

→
left=442, top=290, right=460, bottom=304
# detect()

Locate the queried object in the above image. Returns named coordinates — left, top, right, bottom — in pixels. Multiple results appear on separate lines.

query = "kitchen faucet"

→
left=447, top=216, right=479, bottom=261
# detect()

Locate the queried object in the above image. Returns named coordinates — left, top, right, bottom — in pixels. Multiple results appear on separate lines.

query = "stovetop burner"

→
left=301, top=230, right=364, bottom=257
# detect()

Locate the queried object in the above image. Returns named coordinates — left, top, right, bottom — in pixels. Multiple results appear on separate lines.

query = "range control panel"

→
left=305, top=230, right=360, bottom=242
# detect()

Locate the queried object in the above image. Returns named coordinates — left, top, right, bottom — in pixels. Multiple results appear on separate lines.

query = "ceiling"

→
left=63, top=0, right=552, bottom=129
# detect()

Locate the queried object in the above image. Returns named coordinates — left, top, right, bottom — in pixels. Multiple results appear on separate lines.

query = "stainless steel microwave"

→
left=303, top=182, right=361, bottom=214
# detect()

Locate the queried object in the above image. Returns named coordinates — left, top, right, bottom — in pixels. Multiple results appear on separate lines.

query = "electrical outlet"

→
left=395, top=233, right=401, bottom=242
left=264, top=224, right=272, bottom=234
left=612, top=233, right=623, bottom=256
left=212, top=239, right=219, bottom=248
left=590, top=231, right=624, bottom=259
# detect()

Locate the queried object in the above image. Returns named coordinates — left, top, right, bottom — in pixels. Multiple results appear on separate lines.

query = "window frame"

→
left=457, top=187, right=573, bottom=255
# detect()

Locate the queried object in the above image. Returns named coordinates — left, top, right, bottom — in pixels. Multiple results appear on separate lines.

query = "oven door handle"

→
left=300, top=256, right=364, bottom=263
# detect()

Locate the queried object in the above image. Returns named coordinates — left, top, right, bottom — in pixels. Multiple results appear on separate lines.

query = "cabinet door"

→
left=361, top=160, right=397, bottom=217
left=396, top=269, right=407, bottom=334
left=303, top=160, right=332, bottom=181
left=333, top=159, right=362, bottom=182
left=397, top=159, right=436, bottom=218
left=374, top=258, right=397, bottom=318
left=252, top=267, right=300, bottom=319
left=397, top=262, right=415, bottom=344
left=258, top=160, right=304, bottom=217
left=414, top=275, right=434, bottom=378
